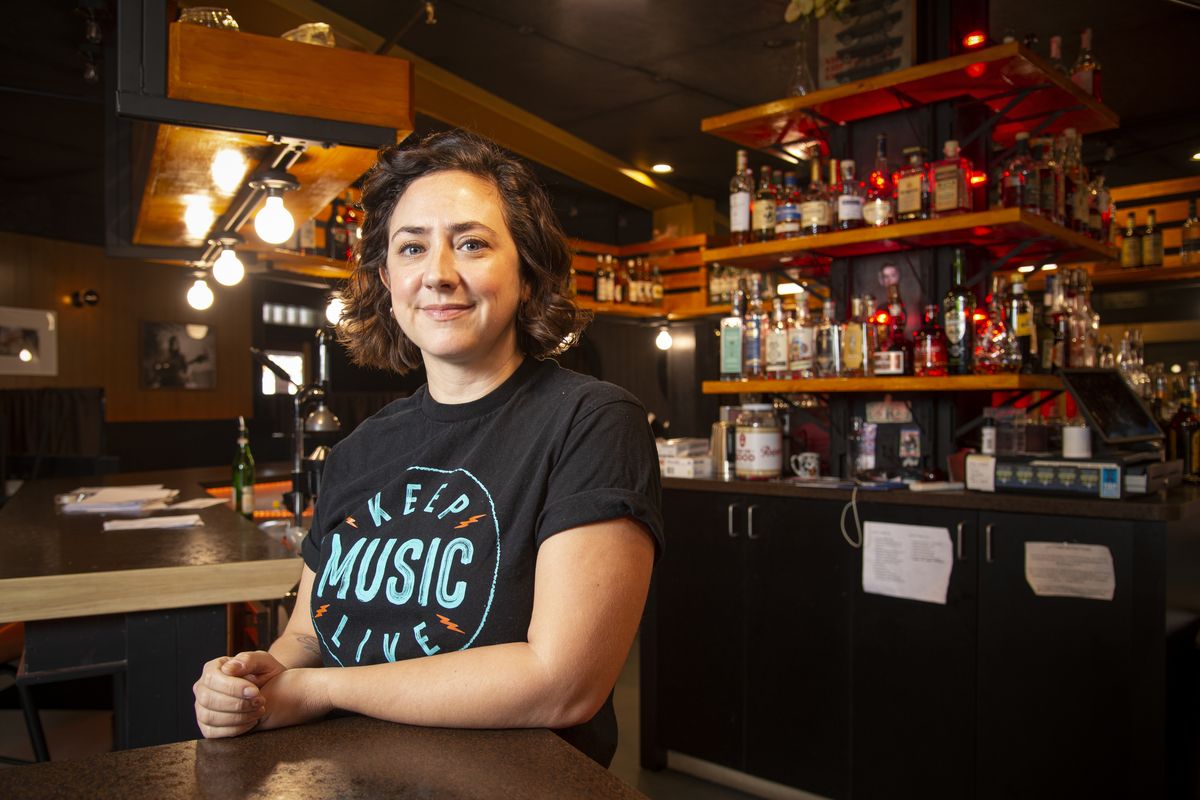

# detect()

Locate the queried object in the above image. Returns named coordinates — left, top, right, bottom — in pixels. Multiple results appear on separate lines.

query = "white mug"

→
left=790, top=451, right=820, bottom=478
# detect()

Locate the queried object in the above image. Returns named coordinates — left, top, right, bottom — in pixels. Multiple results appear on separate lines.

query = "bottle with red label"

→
left=913, top=304, right=950, bottom=377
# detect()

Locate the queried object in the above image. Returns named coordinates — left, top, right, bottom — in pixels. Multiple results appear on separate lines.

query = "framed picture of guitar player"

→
left=139, top=321, right=216, bottom=390
left=817, top=0, right=916, bottom=89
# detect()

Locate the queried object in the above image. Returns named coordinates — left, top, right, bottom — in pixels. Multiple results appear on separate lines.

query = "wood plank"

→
left=1110, top=176, right=1200, bottom=203
left=0, top=559, right=302, bottom=622
left=618, top=234, right=707, bottom=255
left=1114, top=199, right=1192, bottom=225
left=663, top=271, right=706, bottom=290
left=168, top=22, right=413, bottom=132
left=569, top=239, right=621, bottom=256
left=648, top=252, right=704, bottom=270
left=702, top=375, right=1063, bottom=395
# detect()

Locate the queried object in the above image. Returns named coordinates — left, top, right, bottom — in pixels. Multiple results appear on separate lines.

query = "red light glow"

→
left=972, top=311, right=989, bottom=323
left=965, top=62, right=987, bottom=78
left=873, top=311, right=890, bottom=325
left=963, top=31, right=987, bottom=49
left=969, top=172, right=988, bottom=185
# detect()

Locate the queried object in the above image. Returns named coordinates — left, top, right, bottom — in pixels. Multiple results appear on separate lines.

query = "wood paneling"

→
left=1111, top=176, right=1200, bottom=203
left=0, top=233, right=252, bottom=422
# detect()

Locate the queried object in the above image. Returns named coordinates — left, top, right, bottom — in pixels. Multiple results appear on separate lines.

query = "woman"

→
left=193, top=130, right=662, bottom=766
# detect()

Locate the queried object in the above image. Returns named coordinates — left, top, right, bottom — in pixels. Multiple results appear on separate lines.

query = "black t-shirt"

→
left=301, top=357, right=663, bottom=766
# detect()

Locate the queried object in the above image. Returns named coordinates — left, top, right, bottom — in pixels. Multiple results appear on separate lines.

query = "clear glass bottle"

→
left=788, top=299, right=816, bottom=379
left=864, top=133, right=894, bottom=227
left=774, top=171, right=802, bottom=239
left=943, top=249, right=976, bottom=374
left=873, top=283, right=910, bottom=375
left=1183, top=198, right=1200, bottom=266
left=1047, top=34, right=1069, bottom=75
left=719, top=279, right=745, bottom=381
left=232, top=416, right=256, bottom=519
left=836, top=159, right=865, bottom=229
left=842, top=296, right=875, bottom=378
left=729, top=149, right=753, bottom=245
left=752, top=165, right=777, bottom=242
left=1071, top=27, right=1102, bottom=100
left=1067, top=269, right=1097, bottom=367
left=1032, top=136, right=1063, bottom=224
left=1038, top=273, right=1060, bottom=372
left=1001, top=132, right=1038, bottom=212
left=815, top=299, right=844, bottom=377
left=1141, top=209, right=1164, bottom=267
left=765, top=297, right=791, bottom=379
left=1008, top=272, right=1036, bottom=372
left=895, top=147, right=930, bottom=222
left=974, top=275, right=1021, bottom=374
left=913, top=304, right=949, bottom=377
left=1120, top=212, right=1141, bottom=269
left=742, top=274, right=768, bottom=379
left=800, top=159, right=832, bottom=235
left=932, top=139, right=973, bottom=216
left=1060, top=129, right=1085, bottom=232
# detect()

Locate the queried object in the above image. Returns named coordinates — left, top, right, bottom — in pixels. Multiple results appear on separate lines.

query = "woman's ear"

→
left=378, top=265, right=391, bottom=291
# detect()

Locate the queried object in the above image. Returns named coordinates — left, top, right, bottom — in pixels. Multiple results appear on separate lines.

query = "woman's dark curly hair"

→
left=337, top=129, right=591, bottom=375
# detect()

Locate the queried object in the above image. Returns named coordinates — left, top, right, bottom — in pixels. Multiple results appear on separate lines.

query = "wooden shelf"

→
left=259, top=250, right=352, bottom=280
left=702, top=42, right=1117, bottom=154
left=1026, top=254, right=1200, bottom=290
left=702, top=374, right=1063, bottom=395
left=703, top=209, right=1117, bottom=271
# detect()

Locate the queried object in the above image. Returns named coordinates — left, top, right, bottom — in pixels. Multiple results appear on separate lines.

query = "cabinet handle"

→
left=985, top=523, right=994, bottom=563
left=956, top=521, right=965, bottom=561
left=747, top=504, right=760, bottom=540
left=727, top=503, right=741, bottom=538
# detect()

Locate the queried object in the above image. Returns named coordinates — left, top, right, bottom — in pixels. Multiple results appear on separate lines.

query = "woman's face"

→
left=380, top=170, right=523, bottom=371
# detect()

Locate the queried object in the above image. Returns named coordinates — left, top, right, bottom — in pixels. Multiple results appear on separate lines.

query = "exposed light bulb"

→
left=254, top=194, right=295, bottom=244
left=184, top=199, right=215, bottom=238
left=655, top=328, right=673, bottom=351
left=326, top=295, right=345, bottom=325
left=1040, top=263, right=1058, bottom=271
left=187, top=278, right=214, bottom=310
left=18, top=348, right=33, bottom=363
left=185, top=324, right=209, bottom=340
left=212, top=247, right=245, bottom=286
left=651, top=163, right=673, bottom=174
left=1017, top=265, right=1036, bottom=273
left=211, top=149, right=247, bottom=193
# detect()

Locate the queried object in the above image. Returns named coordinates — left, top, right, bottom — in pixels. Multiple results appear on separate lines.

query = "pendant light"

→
left=187, top=273, right=214, bottom=311
left=249, top=168, right=300, bottom=245
left=209, top=234, right=245, bottom=286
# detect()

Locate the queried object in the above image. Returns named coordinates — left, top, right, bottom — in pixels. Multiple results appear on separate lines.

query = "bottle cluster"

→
left=592, top=254, right=664, bottom=306
left=1121, top=197, right=1200, bottom=269
left=1149, top=360, right=1200, bottom=484
left=717, top=249, right=1109, bottom=381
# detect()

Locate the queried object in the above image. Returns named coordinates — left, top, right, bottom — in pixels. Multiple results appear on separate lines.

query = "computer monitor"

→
left=1058, top=368, right=1165, bottom=446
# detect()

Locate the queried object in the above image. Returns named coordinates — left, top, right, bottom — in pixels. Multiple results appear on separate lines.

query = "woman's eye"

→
left=398, top=243, right=424, bottom=257
left=460, top=238, right=487, bottom=252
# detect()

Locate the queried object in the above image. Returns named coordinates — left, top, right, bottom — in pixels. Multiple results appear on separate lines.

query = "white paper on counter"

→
left=1025, top=542, right=1115, bottom=600
left=170, top=497, right=228, bottom=510
left=965, top=454, right=995, bottom=492
left=102, top=514, right=203, bottom=531
left=862, top=521, right=953, bottom=605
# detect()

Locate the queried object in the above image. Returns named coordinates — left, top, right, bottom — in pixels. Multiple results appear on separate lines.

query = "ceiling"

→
left=2, top=0, right=1199, bottom=249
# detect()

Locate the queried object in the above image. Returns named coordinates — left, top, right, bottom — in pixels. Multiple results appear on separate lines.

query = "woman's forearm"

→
left=269, top=629, right=325, bottom=670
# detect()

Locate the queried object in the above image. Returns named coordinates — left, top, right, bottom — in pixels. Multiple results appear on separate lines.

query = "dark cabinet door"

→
left=850, top=504, right=978, bottom=800
left=654, top=489, right=746, bottom=771
left=976, top=512, right=1157, bottom=800
left=743, top=496, right=853, bottom=798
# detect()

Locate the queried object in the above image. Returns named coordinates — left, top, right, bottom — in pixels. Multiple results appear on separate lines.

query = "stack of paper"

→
left=103, top=515, right=203, bottom=532
left=58, top=484, right=179, bottom=514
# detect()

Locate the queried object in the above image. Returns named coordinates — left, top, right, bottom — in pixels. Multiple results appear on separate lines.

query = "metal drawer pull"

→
left=985, top=523, right=994, bottom=563
left=747, top=505, right=760, bottom=540
left=956, top=521, right=964, bottom=561
left=727, top=503, right=739, bottom=538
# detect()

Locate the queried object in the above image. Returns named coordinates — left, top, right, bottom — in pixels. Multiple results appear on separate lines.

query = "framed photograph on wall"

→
left=817, top=0, right=916, bottom=90
left=0, top=306, right=58, bottom=376
left=139, top=321, right=217, bottom=390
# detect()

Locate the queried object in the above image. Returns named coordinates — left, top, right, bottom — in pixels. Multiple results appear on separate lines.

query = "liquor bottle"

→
left=842, top=296, right=875, bottom=378
left=1032, top=137, right=1063, bottom=224
left=873, top=283, right=910, bottom=376
left=943, top=249, right=975, bottom=374
left=858, top=294, right=877, bottom=376
left=729, top=149, right=754, bottom=245
left=1050, top=272, right=1072, bottom=369
left=974, top=274, right=1021, bottom=374
left=611, top=259, right=626, bottom=304
left=932, top=139, right=972, bottom=216
left=836, top=160, right=865, bottom=230
left=593, top=256, right=607, bottom=302
left=1088, top=172, right=1111, bottom=243
left=752, top=165, right=777, bottom=242
left=913, top=304, right=949, bottom=377
left=864, top=133, right=894, bottom=227
left=1008, top=272, right=1036, bottom=372
left=1001, top=132, right=1038, bottom=212
left=895, top=147, right=930, bottom=222
left=800, top=160, right=831, bottom=235
left=1120, top=213, right=1141, bottom=269
left=1141, top=209, right=1164, bottom=267
left=774, top=171, right=802, bottom=239
left=1038, top=273, right=1059, bottom=372
left=742, top=274, right=768, bottom=379
left=1183, top=198, right=1200, bottom=266
left=1071, top=27, right=1102, bottom=100
left=1166, top=377, right=1199, bottom=483
left=719, top=280, right=745, bottom=381
left=651, top=263, right=664, bottom=306
left=788, top=299, right=816, bottom=379
left=814, top=299, right=844, bottom=377
left=765, top=297, right=791, bottom=379
left=1067, top=269, right=1097, bottom=367
left=1060, top=129, right=1084, bottom=231
left=1047, top=34, right=1069, bottom=75
left=232, top=416, right=255, bottom=520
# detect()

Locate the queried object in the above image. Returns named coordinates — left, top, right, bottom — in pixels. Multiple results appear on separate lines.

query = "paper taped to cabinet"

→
left=1025, top=542, right=1115, bottom=601
left=862, top=521, right=953, bottom=605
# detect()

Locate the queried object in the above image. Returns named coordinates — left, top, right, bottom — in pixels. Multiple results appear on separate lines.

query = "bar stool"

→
left=0, top=622, right=50, bottom=763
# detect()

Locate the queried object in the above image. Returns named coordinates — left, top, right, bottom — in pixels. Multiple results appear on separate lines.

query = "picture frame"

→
left=0, top=306, right=58, bottom=376
left=817, top=0, right=917, bottom=90
left=139, top=321, right=217, bottom=390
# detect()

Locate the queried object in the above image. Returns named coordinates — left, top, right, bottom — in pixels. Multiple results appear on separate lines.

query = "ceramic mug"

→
left=790, top=451, right=820, bottom=478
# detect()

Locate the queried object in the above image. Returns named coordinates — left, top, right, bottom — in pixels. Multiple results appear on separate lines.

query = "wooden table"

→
left=0, top=468, right=302, bottom=748
left=0, top=715, right=646, bottom=799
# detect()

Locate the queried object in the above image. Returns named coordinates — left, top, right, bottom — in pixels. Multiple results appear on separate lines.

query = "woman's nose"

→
left=423, top=242, right=460, bottom=290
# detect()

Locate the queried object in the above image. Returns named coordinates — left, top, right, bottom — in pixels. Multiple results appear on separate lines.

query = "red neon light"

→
left=965, top=62, right=987, bottom=78
left=963, top=31, right=987, bottom=49
left=969, top=171, right=988, bottom=185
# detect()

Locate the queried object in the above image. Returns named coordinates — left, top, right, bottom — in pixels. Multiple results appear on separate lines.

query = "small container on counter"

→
left=735, top=403, right=783, bottom=480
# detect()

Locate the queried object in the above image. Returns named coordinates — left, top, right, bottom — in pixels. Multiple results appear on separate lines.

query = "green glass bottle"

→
left=232, top=416, right=256, bottom=519
left=943, top=249, right=976, bottom=375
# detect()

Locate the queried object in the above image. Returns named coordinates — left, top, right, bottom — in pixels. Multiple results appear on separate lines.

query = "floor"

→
left=0, top=642, right=753, bottom=799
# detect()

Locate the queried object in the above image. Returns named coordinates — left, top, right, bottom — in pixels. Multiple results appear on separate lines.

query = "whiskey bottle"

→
left=232, top=416, right=256, bottom=519
left=729, top=149, right=754, bottom=245
left=1001, top=132, right=1038, bottom=212
left=895, top=147, right=930, bottom=222
left=1038, top=273, right=1059, bottom=372
left=841, top=296, right=867, bottom=378
left=1167, top=374, right=1200, bottom=483
left=932, top=139, right=973, bottom=216
left=864, top=133, right=895, bottom=227
left=742, top=274, right=768, bottom=379
left=1008, top=272, right=1036, bottom=372
left=1120, top=213, right=1141, bottom=269
left=836, top=159, right=865, bottom=229
left=913, top=305, right=949, bottom=377
left=1071, top=27, right=1102, bottom=100
left=873, top=283, right=910, bottom=376
left=800, top=159, right=831, bottom=235
left=943, top=249, right=975, bottom=374
left=1033, top=137, right=1063, bottom=224
left=774, top=171, right=802, bottom=239
left=752, top=165, right=777, bottom=242
left=1141, top=209, right=1164, bottom=267
left=765, top=297, right=791, bottom=379
left=1183, top=198, right=1200, bottom=266
left=788, top=299, right=816, bottom=379
left=814, top=299, right=844, bottom=377
left=719, top=280, right=746, bottom=381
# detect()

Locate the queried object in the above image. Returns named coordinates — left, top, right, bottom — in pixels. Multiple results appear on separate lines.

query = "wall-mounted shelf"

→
left=260, top=250, right=352, bottom=280
left=703, top=209, right=1117, bottom=271
left=702, top=374, right=1063, bottom=395
left=702, top=42, right=1118, bottom=155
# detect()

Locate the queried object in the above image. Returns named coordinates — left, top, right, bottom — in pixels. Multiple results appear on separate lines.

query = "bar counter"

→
left=0, top=715, right=644, bottom=800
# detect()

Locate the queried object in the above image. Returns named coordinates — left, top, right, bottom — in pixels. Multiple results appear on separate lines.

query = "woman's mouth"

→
left=421, top=303, right=474, bottom=321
